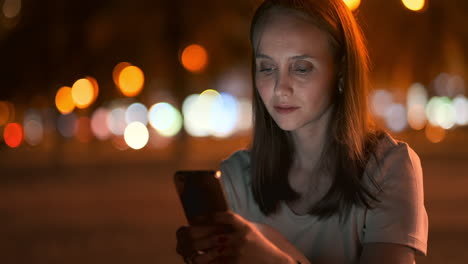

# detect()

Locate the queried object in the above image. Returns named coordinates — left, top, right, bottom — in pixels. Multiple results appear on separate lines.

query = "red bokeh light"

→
left=4, top=123, right=23, bottom=148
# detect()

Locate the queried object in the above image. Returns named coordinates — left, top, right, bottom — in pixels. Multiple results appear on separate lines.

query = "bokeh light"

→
left=149, top=102, right=183, bottom=137
left=343, top=0, right=360, bottom=11
left=57, top=113, right=77, bottom=138
left=2, top=0, right=21, bottom=19
left=118, top=65, right=145, bottom=97
left=401, top=0, right=425, bottom=12
left=91, top=107, right=111, bottom=140
left=453, top=96, right=468, bottom=126
left=3, top=122, right=23, bottom=148
left=0, top=101, right=11, bottom=126
left=181, top=44, right=208, bottom=73
left=425, top=124, right=446, bottom=143
left=209, top=92, right=239, bottom=138
left=384, top=103, right=407, bottom=132
left=426, top=96, right=457, bottom=129
left=23, top=109, right=43, bottom=146
left=113, top=62, right=131, bottom=86
left=126, top=102, right=148, bottom=125
left=124, top=122, right=149, bottom=150
left=71, top=78, right=95, bottom=109
left=235, top=98, right=253, bottom=132
left=111, top=135, right=129, bottom=151
left=55, top=86, right=75, bottom=114
left=371, top=89, right=393, bottom=117
left=407, top=83, right=428, bottom=130
left=75, top=117, right=93, bottom=143
left=107, top=107, right=127, bottom=135
left=86, top=76, right=99, bottom=103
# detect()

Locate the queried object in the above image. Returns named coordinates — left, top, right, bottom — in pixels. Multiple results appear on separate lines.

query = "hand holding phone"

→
left=174, top=170, right=229, bottom=225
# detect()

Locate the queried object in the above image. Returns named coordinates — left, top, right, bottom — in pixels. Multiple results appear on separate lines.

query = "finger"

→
left=187, top=224, right=229, bottom=240
left=176, top=226, right=189, bottom=239
left=176, top=225, right=231, bottom=258
left=191, top=245, right=225, bottom=264
left=192, top=233, right=235, bottom=252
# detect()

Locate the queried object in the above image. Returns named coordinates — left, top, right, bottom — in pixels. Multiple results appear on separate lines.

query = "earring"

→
left=338, top=77, right=344, bottom=94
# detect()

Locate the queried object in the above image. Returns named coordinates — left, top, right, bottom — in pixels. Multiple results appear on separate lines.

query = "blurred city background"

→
left=0, top=0, right=467, bottom=263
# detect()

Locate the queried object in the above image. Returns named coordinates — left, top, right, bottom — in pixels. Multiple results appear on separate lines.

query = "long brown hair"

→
left=249, top=0, right=383, bottom=221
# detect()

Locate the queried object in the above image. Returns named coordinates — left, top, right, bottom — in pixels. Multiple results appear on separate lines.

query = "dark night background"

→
left=1, top=0, right=467, bottom=263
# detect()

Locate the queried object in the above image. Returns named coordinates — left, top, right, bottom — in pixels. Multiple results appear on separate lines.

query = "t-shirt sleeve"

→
left=363, top=143, right=428, bottom=256
left=219, top=150, right=251, bottom=218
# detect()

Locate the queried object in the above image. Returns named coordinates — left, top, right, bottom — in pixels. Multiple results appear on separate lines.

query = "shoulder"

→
left=220, top=149, right=251, bottom=172
left=369, top=132, right=422, bottom=185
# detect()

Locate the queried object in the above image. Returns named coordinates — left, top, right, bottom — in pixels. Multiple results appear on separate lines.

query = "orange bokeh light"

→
left=113, top=62, right=132, bottom=87
left=86, top=76, right=99, bottom=103
left=425, top=124, right=446, bottom=143
left=4, top=123, right=23, bottom=148
left=0, top=101, right=10, bottom=126
left=118, top=65, right=145, bottom=97
left=181, top=44, right=208, bottom=73
left=72, top=78, right=95, bottom=109
left=55, top=86, right=75, bottom=114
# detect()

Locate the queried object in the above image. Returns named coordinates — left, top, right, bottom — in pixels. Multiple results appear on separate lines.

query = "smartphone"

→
left=174, top=170, right=229, bottom=225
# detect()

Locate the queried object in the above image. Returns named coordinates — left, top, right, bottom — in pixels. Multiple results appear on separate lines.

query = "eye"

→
left=257, top=62, right=276, bottom=75
left=293, top=61, right=313, bottom=74
left=259, top=67, right=274, bottom=74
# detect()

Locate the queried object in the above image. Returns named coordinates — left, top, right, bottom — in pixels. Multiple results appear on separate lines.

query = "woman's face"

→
left=253, top=9, right=338, bottom=132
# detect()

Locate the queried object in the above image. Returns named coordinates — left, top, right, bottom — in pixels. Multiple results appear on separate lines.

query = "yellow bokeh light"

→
left=402, top=0, right=425, bottom=12
left=118, top=65, right=145, bottom=97
left=343, top=0, right=361, bottom=11
left=181, top=44, right=208, bottom=73
left=55, top=86, right=75, bottom=114
left=72, top=78, right=94, bottom=109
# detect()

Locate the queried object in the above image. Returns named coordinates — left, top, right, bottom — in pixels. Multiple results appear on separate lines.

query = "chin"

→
left=274, top=120, right=300, bottom=131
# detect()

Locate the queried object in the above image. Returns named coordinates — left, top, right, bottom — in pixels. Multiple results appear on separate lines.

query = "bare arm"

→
left=360, top=243, right=416, bottom=264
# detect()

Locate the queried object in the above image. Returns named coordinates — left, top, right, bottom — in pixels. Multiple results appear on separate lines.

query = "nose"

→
left=274, top=72, right=293, bottom=97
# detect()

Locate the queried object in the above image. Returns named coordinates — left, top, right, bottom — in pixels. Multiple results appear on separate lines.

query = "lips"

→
left=274, top=105, right=300, bottom=114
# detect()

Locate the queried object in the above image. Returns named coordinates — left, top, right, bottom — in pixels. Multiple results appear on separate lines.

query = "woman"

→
left=176, top=0, right=428, bottom=263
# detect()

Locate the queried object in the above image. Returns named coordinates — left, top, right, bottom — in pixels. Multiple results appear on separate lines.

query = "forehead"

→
left=253, top=8, right=332, bottom=59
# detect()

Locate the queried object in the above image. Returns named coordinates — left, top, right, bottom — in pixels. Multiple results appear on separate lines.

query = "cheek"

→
left=255, top=78, right=273, bottom=101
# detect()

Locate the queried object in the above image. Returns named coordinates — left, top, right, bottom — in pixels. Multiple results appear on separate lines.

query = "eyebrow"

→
left=255, top=53, right=314, bottom=60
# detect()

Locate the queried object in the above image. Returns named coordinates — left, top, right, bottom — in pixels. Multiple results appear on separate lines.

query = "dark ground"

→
left=0, top=136, right=467, bottom=264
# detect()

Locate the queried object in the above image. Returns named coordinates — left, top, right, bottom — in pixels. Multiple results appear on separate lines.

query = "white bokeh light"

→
left=107, top=107, right=127, bottom=135
left=385, top=103, right=407, bottom=132
left=209, top=92, right=239, bottom=138
left=371, top=89, right=393, bottom=117
left=453, top=96, right=468, bottom=126
left=148, top=102, right=183, bottom=137
left=124, top=122, right=149, bottom=150
left=126, top=102, right=148, bottom=125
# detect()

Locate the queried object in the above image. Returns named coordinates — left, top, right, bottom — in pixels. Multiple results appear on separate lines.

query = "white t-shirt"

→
left=219, top=133, right=428, bottom=264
